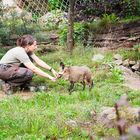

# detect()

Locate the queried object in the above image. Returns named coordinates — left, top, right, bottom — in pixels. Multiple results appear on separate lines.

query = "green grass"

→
left=0, top=46, right=140, bottom=139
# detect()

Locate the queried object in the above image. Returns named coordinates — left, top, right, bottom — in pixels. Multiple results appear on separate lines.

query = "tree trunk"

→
left=67, top=0, right=75, bottom=55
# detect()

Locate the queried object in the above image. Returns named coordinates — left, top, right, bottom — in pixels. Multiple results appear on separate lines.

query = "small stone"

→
left=92, top=54, right=104, bottom=62
left=123, top=59, right=129, bottom=67
left=128, top=124, right=140, bottom=136
left=114, top=54, right=123, bottom=60
left=38, top=85, right=48, bottom=91
left=65, top=120, right=78, bottom=128
left=135, top=71, right=140, bottom=76
left=114, top=59, right=123, bottom=65
left=29, top=86, right=37, bottom=92
left=90, top=110, right=97, bottom=118
left=129, top=60, right=136, bottom=66
left=132, top=63, right=139, bottom=71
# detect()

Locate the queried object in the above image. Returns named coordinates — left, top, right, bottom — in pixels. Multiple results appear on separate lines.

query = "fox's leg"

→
left=89, top=80, right=94, bottom=91
left=68, top=81, right=74, bottom=94
left=81, top=81, right=85, bottom=90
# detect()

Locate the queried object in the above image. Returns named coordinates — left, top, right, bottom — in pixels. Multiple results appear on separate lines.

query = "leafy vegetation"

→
left=75, top=0, right=140, bottom=21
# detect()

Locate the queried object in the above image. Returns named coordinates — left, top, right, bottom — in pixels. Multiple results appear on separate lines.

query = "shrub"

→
left=59, top=22, right=87, bottom=45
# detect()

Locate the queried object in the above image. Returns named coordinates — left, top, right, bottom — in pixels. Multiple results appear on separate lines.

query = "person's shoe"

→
left=20, top=84, right=30, bottom=91
left=20, top=83, right=37, bottom=92
left=2, top=83, right=12, bottom=95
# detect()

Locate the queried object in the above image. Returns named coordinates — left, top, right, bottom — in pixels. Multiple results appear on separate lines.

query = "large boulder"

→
left=92, top=106, right=140, bottom=128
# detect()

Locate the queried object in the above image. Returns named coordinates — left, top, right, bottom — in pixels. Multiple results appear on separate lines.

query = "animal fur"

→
left=59, top=62, right=94, bottom=93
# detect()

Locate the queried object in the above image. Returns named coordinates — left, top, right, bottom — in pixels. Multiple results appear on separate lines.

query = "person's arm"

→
left=24, top=61, right=56, bottom=82
left=31, top=54, right=58, bottom=78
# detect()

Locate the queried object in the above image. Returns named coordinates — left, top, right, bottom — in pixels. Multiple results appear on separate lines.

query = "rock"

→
left=65, top=120, right=78, bottom=129
left=1, top=0, right=31, bottom=19
left=114, top=59, right=123, bottom=65
left=38, top=85, right=48, bottom=92
left=92, top=54, right=104, bottom=62
left=128, top=124, right=140, bottom=137
left=38, top=10, right=68, bottom=28
left=132, top=62, right=139, bottom=71
left=123, top=59, right=129, bottom=67
left=2, top=0, right=16, bottom=7
left=114, top=54, right=123, bottom=60
left=127, top=107, right=140, bottom=119
left=119, top=37, right=129, bottom=41
left=49, top=34, right=59, bottom=40
left=29, top=86, right=37, bottom=92
left=123, top=42, right=134, bottom=48
left=135, top=71, right=140, bottom=76
left=90, top=109, right=97, bottom=120
left=129, top=60, right=136, bottom=66
left=118, top=65, right=140, bottom=90
left=117, top=65, right=133, bottom=75
left=96, top=106, right=140, bottom=128
left=97, top=107, right=116, bottom=127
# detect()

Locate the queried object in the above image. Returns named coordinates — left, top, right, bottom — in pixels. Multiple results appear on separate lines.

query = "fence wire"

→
left=14, top=0, right=81, bottom=17
left=1, top=0, right=140, bottom=47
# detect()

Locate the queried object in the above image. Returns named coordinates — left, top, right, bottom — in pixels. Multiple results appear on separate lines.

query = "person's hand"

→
left=51, top=69, right=59, bottom=78
left=49, top=76, right=57, bottom=82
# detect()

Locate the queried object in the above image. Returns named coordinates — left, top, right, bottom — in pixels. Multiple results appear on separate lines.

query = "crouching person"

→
left=0, top=35, right=58, bottom=94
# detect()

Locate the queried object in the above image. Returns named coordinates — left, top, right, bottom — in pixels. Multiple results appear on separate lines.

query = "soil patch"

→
left=0, top=91, right=35, bottom=101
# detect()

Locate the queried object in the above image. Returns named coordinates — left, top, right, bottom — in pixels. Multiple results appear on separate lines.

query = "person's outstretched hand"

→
left=51, top=69, right=59, bottom=78
left=50, top=77, right=57, bottom=82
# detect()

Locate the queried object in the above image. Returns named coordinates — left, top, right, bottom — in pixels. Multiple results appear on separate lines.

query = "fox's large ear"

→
left=60, top=62, right=65, bottom=70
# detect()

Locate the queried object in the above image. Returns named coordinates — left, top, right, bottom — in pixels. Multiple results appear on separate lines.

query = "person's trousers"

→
left=0, top=64, right=33, bottom=87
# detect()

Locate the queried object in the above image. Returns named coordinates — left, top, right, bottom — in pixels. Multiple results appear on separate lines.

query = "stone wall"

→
left=88, top=20, right=140, bottom=48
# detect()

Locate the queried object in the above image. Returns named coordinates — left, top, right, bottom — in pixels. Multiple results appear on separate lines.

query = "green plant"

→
left=74, top=22, right=86, bottom=42
left=119, top=48, right=140, bottom=60
left=133, top=44, right=140, bottom=52
left=100, top=13, right=119, bottom=28
left=48, top=0, right=61, bottom=10
left=109, top=67, right=124, bottom=83
left=59, top=22, right=86, bottom=45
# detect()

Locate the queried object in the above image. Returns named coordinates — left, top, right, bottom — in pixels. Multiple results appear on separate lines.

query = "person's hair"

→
left=17, top=35, right=36, bottom=48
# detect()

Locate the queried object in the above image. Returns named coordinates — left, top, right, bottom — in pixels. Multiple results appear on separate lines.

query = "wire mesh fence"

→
left=1, top=0, right=140, bottom=48
left=0, top=0, right=70, bottom=46
left=0, top=0, right=86, bottom=22
left=14, top=0, right=83, bottom=17
left=0, top=0, right=68, bottom=22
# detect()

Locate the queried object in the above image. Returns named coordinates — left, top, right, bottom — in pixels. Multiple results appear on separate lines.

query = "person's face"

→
left=27, top=41, right=37, bottom=53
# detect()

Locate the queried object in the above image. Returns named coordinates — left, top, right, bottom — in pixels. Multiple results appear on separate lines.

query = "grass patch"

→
left=0, top=46, right=140, bottom=139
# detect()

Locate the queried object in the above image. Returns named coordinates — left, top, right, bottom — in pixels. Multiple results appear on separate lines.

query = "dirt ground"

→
left=0, top=91, right=35, bottom=101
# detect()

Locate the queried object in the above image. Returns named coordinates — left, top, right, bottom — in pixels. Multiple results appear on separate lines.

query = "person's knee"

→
left=26, top=69, right=34, bottom=79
